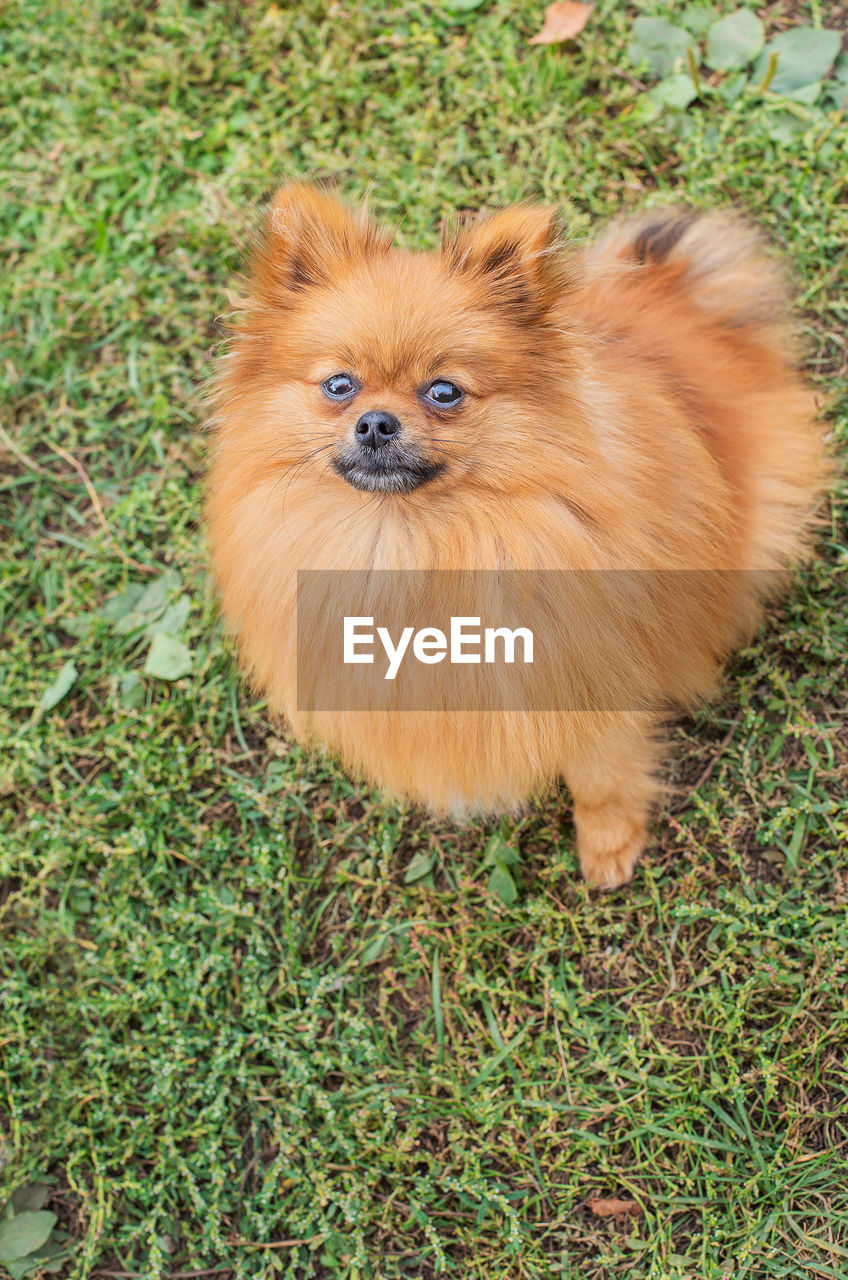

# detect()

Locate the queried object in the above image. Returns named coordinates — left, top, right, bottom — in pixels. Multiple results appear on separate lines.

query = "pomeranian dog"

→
left=205, top=183, right=826, bottom=887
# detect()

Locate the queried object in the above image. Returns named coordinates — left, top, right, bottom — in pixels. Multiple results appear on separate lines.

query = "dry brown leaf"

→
left=529, top=1, right=594, bottom=45
left=587, top=1196, right=643, bottom=1218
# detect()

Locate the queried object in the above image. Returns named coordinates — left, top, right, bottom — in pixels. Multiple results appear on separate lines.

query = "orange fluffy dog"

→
left=205, top=183, right=826, bottom=887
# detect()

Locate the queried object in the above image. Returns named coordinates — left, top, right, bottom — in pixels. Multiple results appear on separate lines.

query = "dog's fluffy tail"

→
left=583, top=206, right=797, bottom=358
left=577, top=206, right=830, bottom=574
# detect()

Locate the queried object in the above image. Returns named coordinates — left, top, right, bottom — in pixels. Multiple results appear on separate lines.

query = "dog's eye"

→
left=322, top=373, right=358, bottom=400
left=423, top=379, right=464, bottom=407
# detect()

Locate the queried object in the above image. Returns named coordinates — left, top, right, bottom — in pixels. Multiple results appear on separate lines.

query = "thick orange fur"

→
left=205, top=185, right=828, bottom=888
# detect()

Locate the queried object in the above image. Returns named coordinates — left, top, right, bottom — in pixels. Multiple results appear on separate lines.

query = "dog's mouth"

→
left=332, top=446, right=445, bottom=494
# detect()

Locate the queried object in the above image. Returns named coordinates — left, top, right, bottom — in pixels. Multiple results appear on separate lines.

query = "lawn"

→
left=1, top=0, right=847, bottom=1277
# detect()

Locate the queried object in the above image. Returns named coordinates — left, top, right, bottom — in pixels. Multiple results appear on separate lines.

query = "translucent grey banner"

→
left=296, top=568, right=838, bottom=713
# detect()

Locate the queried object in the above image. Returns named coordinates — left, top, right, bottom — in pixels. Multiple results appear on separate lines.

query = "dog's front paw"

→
left=574, top=807, right=646, bottom=889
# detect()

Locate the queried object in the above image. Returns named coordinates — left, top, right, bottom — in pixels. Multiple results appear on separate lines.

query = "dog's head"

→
left=221, top=183, right=581, bottom=500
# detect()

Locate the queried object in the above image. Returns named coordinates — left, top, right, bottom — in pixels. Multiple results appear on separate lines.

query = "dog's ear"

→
left=441, top=204, right=574, bottom=319
left=252, top=183, right=393, bottom=299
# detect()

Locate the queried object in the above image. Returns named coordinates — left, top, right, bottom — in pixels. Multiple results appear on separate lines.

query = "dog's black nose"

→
left=355, top=410, right=401, bottom=450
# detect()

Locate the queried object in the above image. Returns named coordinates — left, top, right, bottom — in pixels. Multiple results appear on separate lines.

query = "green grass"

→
left=1, top=0, right=847, bottom=1277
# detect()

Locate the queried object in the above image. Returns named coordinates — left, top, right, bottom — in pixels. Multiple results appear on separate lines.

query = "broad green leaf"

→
left=488, top=862, right=518, bottom=905
left=0, top=1212, right=57, bottom=1265
left=680, top=3, right=717, bottom=35
left=442, top=0, right=487, bottom=10
left=134, top=570, right=181, bottom=618
left=9, top=1186, right=51, bottom=1215
left=143, top=634, right=193, bottom=681
left=61, top=615, right=93, bottom=639
left=403, top=852, right=436, bottom=884
left=7, top=1259, right=33, bottom=1280
left=785, top=81, right=823, bottom=105
left=628, top=18, right=695, bottom=78
left=118, top=671, right=145, bottom=708
left=38, top=662, right=77, bottom=712
left=149, top=595, right=191, bottom=639
left=110, top=575, right=181, bottom=636
left=648, top=74, right=698, bottom=112
left=100, top=582, right=145, bottom=621
left=755, top=27, right=840, bottom=94
left=706, top=10, right=763, bottom=71
left=6, top=1234, right=70, bottom=1279
left=482, top=831, right=520, bottom=868
left=113, top=610, right=147, bottom=636
left=823, top=53, right=848, bottom=106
